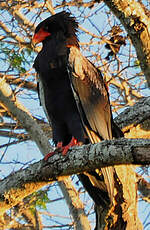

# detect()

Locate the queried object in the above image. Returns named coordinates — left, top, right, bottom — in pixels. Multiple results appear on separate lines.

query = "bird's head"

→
left=32, top=11, right=79, bottom=48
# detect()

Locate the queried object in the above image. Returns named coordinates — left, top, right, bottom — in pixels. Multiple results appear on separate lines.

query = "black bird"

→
left=32, top=11, right=123, bottom=210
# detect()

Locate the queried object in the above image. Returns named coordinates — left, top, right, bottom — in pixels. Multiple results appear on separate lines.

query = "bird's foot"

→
left=44, top=137, right=79, bottom=161
left=61, top=137, right=78, bottom=156
left=44, top=150, right=57, bottom=161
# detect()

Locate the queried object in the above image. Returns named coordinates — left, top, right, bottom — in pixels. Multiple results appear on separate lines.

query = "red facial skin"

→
left=32, top=28, right=51, bottom=44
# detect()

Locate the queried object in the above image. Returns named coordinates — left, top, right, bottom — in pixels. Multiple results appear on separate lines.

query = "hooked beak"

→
left=32, top=28, right=51, bottom=45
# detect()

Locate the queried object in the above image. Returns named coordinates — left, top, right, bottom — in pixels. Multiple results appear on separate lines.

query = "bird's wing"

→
left=35, top=72, right=52, bottom=125
left=68, top=47, right=114, bottom=202
left=68, top=46, right=113, bottom=141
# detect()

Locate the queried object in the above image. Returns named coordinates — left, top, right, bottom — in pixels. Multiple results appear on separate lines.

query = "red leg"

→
left=61, top=137, right=78, bottom=156
left=44, top=141, right=63, bottom=161
left=44, top=151, right=56, bottom=161
left=44, top=137, right=80, bottom=161
left=44, top=137, right=81, bottom=161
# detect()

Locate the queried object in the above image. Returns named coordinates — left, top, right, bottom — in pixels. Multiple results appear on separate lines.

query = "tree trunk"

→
left=102, top=0, right=150, bottom=87
left=59, top=177, right=91, bottom=230
left=92, top=166, right=143, bottom=230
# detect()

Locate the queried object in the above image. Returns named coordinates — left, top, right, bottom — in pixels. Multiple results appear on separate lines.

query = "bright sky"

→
left=0, top=2, right=150, bottom=229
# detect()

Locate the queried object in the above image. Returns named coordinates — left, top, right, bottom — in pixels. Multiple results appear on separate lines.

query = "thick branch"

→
left=136, top=173, right=150, bottom=202
left=103, top=0, right=150, bottom=86
left=0, top=138, right=149, bottom=215
left=59, top=178, right=91, bottom=230
left=115, top=96, right=150, bottom=130
left=0, top=78, right=52, bottom=154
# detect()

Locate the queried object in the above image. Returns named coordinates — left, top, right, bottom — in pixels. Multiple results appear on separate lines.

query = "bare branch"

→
left=0, top=77, right=52, bottom=154
left=0, top=138, right=149, bottom=215
left=59, top=177, right=92, bottom=230
left=137, top=174, right=150, bottom=203
left=115, top=97, right=150, bottom=138
left=103, top=0, right=150, bottom=86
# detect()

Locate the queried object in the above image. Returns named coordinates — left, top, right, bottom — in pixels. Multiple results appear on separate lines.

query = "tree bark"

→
left=0, top=138, right=149, bottom=216
left=102, top=0, right=150, bottom=87
left=59, top=177, right=91, bottom=230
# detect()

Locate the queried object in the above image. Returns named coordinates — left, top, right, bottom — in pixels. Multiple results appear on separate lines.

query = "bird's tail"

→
left=84, top=126, right=114, bottom=203
left=101, top=167, right=114, bottom=202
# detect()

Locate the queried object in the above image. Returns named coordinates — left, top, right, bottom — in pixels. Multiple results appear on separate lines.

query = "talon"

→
left=44, top=137, right=79, bottom=160
left=44, top=141, right=63, bottom=161
left=62, top=145, right=70, bottom=156
left=44, top=151, right=56, bottom=161
left=57, top=141, right=63, bottom=149
left=61, top=137, right=78, bottom=156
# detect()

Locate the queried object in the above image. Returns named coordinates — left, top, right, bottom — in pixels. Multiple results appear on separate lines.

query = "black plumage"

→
left=33, top=11, right=123, bottom=207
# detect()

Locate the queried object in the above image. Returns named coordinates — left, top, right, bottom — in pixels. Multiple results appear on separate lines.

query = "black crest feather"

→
left=35, top=11, right=78, bottom=37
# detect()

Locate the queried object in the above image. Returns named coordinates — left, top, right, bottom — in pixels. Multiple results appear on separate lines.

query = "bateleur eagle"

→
left=32, top=11, right=123, bottom=207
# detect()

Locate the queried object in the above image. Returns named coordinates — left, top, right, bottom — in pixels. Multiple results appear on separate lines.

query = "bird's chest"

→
left=34, top=38, right=68, bottom=78
left=35, top=46, right=70, bottom=94
left=37, top=62, right=76, bottom=118
left=36, top=52, right=67, bottom=76
left=34, top=41, right=78, bottom=118
left=42, top=79, right=77, bottom=121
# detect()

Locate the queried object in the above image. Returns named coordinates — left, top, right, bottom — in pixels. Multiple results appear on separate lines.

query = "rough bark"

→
left=97, top=96, right=150, bottom=229
left=59, top=178, right=91, bottom=230
left=115, top=97, right=150, bottom=134
left=105, top=165, right=142, bottom=230
left=106, top=95, right=150, bottom=229
left=0, top=77, right=52, bottom=154
left=102, top=0, right=150, bottom=87
left=0, top=138, right=149, bottom=216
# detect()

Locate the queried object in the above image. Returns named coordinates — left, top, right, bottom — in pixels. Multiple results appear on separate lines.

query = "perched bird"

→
left=32, top=12, right=123, bottom=210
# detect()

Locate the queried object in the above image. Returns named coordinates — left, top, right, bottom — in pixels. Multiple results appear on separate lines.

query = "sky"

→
left=0, top=1, right=150, bottom=229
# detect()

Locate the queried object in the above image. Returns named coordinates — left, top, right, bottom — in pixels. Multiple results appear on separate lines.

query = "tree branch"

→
left=0, top=138, right=150, bottom=215
left=102, top=0, right=150, bottom=86
left=115, top=97, right=150, bottom=130
left=59, top=177, right=92, bottom=230
left=0, top=77, right=52, bottom=154
left=0, top=78, right=149, bottom=216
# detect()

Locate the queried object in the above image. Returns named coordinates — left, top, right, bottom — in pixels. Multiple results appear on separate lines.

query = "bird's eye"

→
left=44, top=25, right=49, bottom=31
